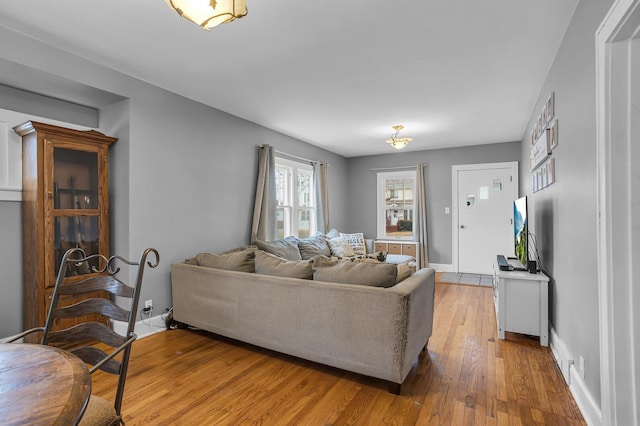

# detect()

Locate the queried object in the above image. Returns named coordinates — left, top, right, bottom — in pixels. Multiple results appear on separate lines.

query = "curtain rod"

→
left=260, top=144, right=327, bottom=166
left=370, top=164, right=425, bottom=172
left=275, top=149, right=318, bottom=164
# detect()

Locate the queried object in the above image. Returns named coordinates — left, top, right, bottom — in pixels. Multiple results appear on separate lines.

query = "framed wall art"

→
left=548, top=119, right=558, bottom=150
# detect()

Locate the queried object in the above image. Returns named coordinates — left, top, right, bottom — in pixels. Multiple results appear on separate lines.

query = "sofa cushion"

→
left=253, top=236, right=302, bottom=260
left=313, top=256, right=397, bottom=288
left=340, top=232, right=366, bottom=255
left=255, top=250, right=314, bottom=279
left=326, top=237, right=355, bottom=258
left=195, top=246, right=256, bottom=273
left=297, top=233, right=331, bottom=260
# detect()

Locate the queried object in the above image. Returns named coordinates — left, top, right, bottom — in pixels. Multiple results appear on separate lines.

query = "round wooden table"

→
left=0, top=343, right=91, bottom=425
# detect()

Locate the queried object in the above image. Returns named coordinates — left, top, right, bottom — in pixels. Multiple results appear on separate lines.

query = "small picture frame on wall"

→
left=547, top=158, right=556, bottom=184
left=536, top=169, right=542, bottom=189
left=545, top=92, right=555, bottom=126
left=532, top=173, right=538, bottom=192
left=538, top=114, right=545, bottom=136
left=548, top=119, right=559, bottom=150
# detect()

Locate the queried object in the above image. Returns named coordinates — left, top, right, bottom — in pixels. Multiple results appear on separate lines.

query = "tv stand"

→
left=492, top=264, right=549, bottom=346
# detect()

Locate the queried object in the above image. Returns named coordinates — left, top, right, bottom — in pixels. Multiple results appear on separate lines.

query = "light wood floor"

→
left=92, top=275, right=585, bottom=425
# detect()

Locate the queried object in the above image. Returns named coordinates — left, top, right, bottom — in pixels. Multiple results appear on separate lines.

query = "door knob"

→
left=460, top=225, right=465, bottom=229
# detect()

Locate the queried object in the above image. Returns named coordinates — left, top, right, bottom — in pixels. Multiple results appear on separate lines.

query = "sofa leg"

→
left=388, top=381, right=402, bottom=395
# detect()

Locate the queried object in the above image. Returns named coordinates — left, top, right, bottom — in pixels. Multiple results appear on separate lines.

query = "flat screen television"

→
left=513, top=196, right=528, bottom=268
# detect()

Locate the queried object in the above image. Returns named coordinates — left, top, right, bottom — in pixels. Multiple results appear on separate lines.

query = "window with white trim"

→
left=377, top=171, right=416, bottom=240
left=275, top=157, right=316, bottom=238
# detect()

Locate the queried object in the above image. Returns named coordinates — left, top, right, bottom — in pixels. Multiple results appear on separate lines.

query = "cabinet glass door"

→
left=51, top=147, right=101, bottom=280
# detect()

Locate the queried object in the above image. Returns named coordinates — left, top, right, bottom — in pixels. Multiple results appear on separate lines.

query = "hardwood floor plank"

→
left=380, top=354, right=434, bottom=425
left=485, top=339, right=498, bottom=419
left=87, top=279, right=585, bottom=425
left=495, top=357, right=508, bottom=403
left=294, top=377, right=362, bottom=425
left=332, top=383, right=382, bottom=425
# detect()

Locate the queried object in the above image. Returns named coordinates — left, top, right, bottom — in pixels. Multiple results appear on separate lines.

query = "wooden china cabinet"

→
left=15, top=121, right=117, bottom=342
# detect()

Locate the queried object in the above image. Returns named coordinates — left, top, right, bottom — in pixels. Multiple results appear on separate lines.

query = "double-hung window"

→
left=376, top=171, right=416, bottom=240
left=275, top=157, right=315, bottom=238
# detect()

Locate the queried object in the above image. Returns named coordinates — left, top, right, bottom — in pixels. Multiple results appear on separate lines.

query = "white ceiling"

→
left=0, top=0, right=578, bottom=157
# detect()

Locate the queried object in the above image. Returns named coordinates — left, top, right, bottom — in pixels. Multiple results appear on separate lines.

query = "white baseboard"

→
left=549, top=325, right=602, bottom=426
left=112, top=314, right=166, bottom=340
left=570, top=365, right=602, bottom=426
left=428, top=263, right=453, bottom=272
left=549, top=325, right=573, bottom=384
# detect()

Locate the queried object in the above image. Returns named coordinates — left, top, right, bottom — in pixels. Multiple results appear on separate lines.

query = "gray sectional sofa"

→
left=170, top=259, right=435, bottom=393
left=171, top=233, right=435, bottom=393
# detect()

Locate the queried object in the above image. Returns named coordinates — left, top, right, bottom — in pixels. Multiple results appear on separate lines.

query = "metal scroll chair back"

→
left=42, top=247, right=159, bottom=424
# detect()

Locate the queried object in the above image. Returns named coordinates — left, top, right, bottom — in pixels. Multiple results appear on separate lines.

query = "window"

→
left=377, top=171, right=416, bottom=240
left=275, top=157, right=315, bottom=238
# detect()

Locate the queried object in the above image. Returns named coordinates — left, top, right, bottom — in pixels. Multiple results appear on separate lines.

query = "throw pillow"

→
left=326, top=237, right=355, bottom=258
left=254, top=250, right=314, bottom=279
left=297, top=233, right=331, bottom=260
left=312, top=256, right=397, bottom=288
left=195, top=246, right=257, bottom=273
left=396, top=262, right=413, bottom=283
left=253, top=236, right=302, bottom=260
left=326, top=228, right=340, bottom=239
left=339, top=232, right=366, bottom=255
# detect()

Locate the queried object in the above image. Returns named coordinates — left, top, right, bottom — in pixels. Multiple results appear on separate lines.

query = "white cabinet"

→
left=493, top=265, right=549, bottom=346
left=374, top=241, right=419, bottom=269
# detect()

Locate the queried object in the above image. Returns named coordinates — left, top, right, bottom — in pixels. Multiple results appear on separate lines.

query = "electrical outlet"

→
left=565, top=359, right=574, bottom=385
left=144, top=299, right=153, bottom=314
left=579, top=356, right=585, bottom=379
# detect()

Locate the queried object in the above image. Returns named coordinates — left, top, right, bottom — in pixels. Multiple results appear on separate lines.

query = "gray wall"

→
left=0, top=201, right=22, bottom=338
left=345, top=142, right=521, bottom=265
left=0, top=25, right=349, bottom=337
left=519, top=0, right=613, bottom=405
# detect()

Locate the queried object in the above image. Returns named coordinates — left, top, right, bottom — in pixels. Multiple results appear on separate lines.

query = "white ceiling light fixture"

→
left=166, top=0, right=248, bottom=30
left=386, top=125, right=413, bottom=150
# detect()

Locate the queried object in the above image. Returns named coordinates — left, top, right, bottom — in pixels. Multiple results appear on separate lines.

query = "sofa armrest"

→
left=388, top=268, right=435, bottom=378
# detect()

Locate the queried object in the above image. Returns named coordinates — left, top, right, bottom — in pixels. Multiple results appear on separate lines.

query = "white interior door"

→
left=453, top=162, right=518, bottom=274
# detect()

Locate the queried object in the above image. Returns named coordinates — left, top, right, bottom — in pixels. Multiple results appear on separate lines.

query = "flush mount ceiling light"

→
left=166, top=0, right=248, bottom=30
left=386, top=125, right=413, bottom=150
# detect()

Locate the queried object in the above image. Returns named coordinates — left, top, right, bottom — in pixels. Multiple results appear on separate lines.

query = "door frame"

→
left=451, top=161, right=519, bottom=273
left=596, top=0, right=640, bottom=424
